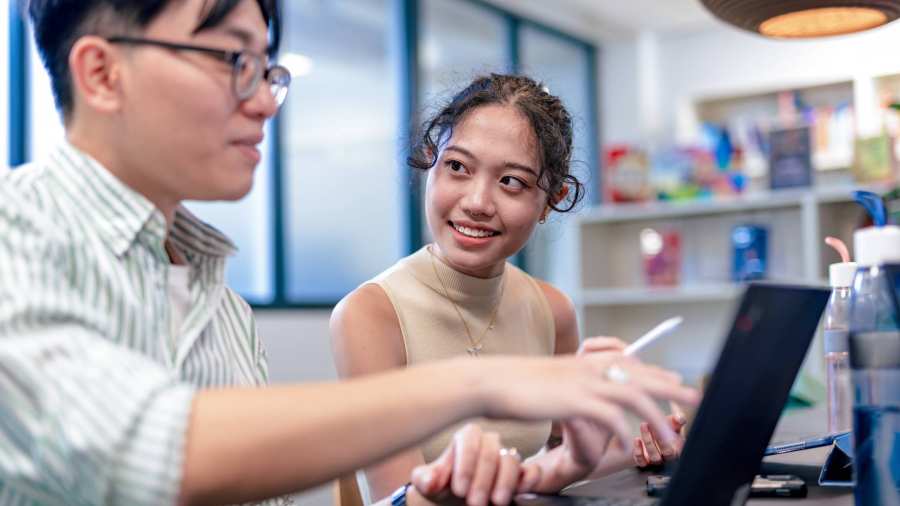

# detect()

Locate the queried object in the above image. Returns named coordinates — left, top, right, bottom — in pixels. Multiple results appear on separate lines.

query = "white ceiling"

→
left=486, top=0, right=720, bottom=41
left=565, top=0, right=717, bottom=33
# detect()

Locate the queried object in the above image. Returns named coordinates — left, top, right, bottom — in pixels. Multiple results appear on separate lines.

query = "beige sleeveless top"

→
left=370, top=245, right=555, bottom=461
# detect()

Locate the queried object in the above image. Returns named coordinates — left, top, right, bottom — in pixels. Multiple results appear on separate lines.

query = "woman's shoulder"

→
left=508, top=268, right=578, bottom=353
left=505, top=264, right=573, bottom=312
left=331, top=282, right=407, bottom=374
left=332, top=283, right=398, bottom=338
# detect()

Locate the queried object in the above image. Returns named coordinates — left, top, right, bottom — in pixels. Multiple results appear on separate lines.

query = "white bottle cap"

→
left=853, top=225, right=900, bottom=266
left=829, top=262, right=858, bottom=287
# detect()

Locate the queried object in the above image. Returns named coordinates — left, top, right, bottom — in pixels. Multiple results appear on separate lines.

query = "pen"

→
left=624, top=316, right=683, bottom=356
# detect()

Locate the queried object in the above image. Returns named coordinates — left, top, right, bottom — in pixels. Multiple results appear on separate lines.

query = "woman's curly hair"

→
left=409, top=73, right=585, bottom=213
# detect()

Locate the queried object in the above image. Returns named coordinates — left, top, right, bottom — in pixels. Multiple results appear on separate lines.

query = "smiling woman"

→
left=330, top=73, right=592, bottom=504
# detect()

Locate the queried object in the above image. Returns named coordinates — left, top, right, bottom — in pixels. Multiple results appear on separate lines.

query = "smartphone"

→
left=646, top=474, right=807, bottom=498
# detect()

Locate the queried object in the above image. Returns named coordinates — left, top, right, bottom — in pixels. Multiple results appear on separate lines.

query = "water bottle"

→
left=849, top=225, right=900, bottom=505
left=825, top=257, right=855, bottom=434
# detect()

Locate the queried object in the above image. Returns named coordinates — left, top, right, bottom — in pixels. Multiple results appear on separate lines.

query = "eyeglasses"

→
left=106, top=36, right=291, bottom=107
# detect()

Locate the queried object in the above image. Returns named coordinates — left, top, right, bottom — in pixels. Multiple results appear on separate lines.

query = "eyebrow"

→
left=224, top=26, right=265, bottom=53
left=444, top=145, right=540, bottom=178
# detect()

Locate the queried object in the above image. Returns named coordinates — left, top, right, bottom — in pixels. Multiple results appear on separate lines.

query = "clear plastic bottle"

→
left=849, top=225, right=900, bottom=506
left=825, top=260, right=855, bottom=434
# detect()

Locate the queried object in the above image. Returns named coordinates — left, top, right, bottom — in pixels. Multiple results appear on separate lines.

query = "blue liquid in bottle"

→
left=850, top=265, right=900, bottom=505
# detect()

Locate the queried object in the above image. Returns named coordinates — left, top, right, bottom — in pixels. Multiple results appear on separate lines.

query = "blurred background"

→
left=8, top=0, right=900, bottom=503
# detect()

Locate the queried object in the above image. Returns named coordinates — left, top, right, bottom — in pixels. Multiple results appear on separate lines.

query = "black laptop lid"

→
left=661, top=283, right=829, bottom=505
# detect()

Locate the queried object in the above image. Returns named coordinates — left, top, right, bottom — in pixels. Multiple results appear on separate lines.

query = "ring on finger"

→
left=499, top=447, right=521, bottom=460
left=604, top=364, right=629, bottom=385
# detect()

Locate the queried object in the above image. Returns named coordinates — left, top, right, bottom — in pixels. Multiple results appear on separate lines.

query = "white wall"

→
left=602, top=20, right=900, bottom=146
left=256, top=309, right=336, bottom=506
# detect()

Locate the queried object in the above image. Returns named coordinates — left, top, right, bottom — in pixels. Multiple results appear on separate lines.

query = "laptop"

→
left=516, top=283, right=830, bottom=506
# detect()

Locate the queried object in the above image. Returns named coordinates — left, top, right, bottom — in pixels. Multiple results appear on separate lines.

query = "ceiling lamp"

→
left=700, top=1, right=900, bottom=38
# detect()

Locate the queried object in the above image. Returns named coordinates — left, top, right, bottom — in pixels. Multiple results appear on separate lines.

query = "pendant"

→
left=467, top=344, right=482, bottom=357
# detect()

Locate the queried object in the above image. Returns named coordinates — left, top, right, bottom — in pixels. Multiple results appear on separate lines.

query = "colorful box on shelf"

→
left=732, top=224, right=768, bottom=282
left=640, top=227, right=681, bottom=286
left=769, top=126, right=813, bottom=189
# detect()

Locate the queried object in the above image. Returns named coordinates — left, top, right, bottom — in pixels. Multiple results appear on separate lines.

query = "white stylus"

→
left=624, top=316, right=683, bottom=356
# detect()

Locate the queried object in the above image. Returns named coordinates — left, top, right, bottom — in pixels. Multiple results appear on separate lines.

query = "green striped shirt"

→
left=0, top=142, right=280, bottom=505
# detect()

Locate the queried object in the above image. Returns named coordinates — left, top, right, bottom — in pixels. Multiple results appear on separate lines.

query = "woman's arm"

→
left=538, top=280, right=581, bottom=450
left=330, top=284, right=429, bottom=502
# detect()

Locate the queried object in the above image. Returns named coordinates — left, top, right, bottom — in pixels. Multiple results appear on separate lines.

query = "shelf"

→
left=581, top=190, right=807, bottom=224
left=579, top=284, right=744, bottom=307
left=580, top=184, right=891, bottom=225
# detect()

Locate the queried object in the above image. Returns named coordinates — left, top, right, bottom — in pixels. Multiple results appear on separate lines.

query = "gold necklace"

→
left=428, top=246, right=506, bottom=357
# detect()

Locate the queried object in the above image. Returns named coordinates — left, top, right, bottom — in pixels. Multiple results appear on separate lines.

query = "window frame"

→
left=9, top=2, right=28, bottom=167
left=8, top=0, right=599, bottom=309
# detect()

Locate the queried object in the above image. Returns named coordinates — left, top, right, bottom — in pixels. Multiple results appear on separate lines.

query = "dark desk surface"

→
left=563, top=408, right=853, bottom=505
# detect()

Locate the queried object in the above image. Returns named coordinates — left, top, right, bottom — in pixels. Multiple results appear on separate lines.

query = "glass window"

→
left=520, top=25, right=594, bottom=199
left=281, top=0, right=404, bottom=303
left=1, top=5, right=9, bottom=169
left=420, top=0, right=508, bottom=105
left=28, top=24, right=65, bottom=163
left=186, top=122, right=275, bottom=305
left=418, top=0, right=508, bottom=244
left=520, top=25, right=595, bottom=292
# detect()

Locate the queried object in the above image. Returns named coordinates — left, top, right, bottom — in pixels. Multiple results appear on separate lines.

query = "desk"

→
left=563, top=409, right=853, bottom=504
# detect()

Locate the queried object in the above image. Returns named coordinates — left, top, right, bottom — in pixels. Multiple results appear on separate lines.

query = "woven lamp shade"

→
left=700, top=0, right=900, bottom=38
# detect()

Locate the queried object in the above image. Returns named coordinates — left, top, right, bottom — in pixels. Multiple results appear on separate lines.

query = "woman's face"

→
left=426, top=104, right=547, bottom=278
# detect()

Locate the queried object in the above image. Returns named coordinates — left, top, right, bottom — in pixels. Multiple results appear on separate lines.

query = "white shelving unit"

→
left=574, top=184, right=882, bottom=384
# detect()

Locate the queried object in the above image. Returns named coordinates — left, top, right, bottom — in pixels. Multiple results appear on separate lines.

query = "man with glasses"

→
left=0, top=1, right=697, bottom=505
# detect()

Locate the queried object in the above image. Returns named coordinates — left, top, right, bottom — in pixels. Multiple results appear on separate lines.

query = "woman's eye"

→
left=500, top=176, right=527, bottom=190
left=447, top=160, right=465, bottom=173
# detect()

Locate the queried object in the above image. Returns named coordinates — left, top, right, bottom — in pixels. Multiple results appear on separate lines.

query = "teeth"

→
left=453, top=223, right=495, bottom=238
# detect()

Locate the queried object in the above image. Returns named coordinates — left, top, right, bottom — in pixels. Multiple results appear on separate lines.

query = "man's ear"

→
left=68, top=35, right=123, bottom=116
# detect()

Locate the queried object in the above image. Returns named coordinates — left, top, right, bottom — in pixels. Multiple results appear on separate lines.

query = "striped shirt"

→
left=0, top=142, right=280, bottom=505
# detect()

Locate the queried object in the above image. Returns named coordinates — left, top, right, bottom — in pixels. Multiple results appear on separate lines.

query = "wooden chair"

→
left=333, top=474, right=364, bottom=506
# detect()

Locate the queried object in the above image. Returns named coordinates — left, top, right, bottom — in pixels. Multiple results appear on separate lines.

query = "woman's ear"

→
left=539, top=185, right=570, bottom=223
left=553, top=185, right=570, bottom=205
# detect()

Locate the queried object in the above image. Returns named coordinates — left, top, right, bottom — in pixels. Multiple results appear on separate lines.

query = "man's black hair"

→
left=25, top=0, right=281, bottom=120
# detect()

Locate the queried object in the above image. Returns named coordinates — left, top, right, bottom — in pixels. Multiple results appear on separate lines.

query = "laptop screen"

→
left=661, top=284, right=829, bottom=505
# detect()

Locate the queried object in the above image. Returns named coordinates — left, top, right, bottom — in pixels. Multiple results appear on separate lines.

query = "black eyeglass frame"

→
left=106, top=36, right=291, bottom=105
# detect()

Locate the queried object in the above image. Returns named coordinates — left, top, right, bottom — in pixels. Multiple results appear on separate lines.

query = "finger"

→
left=640, top=422, right=663, bottom=464
left=587, top=382, right=675, bottom=451
left=589, top=402, right=634, bottom=454
left=466, top=433, right=501, bottom=506
left=650, top=417, right=681, bottom=460
left=616, top=366, right=700, bottom=408
left=517, top=462, right=543, bottom=493
left=414, top=442, right=454, bottom=496
left=452, top=424, right=482, bottom=498
left=633, top=437, right=649, bottom=467
left=578, top=337, right=627, bottom=355
left=669, top=403, right=688, bottom=434
left=624, top=360, right=684, bottom=386
left=491, top=449, right=522, bottom=505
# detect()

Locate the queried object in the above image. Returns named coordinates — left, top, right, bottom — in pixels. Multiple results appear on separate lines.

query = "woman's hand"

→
left=409, top=424, right=540, bottom=506
left=633, top=413, right=687, bottom=468
left=517, top=336, right=691, bottom=492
